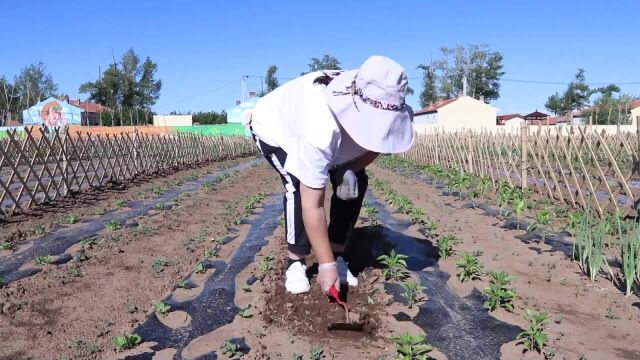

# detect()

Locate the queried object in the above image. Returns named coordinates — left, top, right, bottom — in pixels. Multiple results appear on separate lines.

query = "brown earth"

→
left=369, top=164, right=640, bottom=360
left=5, top=157, right=638, bottom=360
left=0, top=161, right=280, bottom=359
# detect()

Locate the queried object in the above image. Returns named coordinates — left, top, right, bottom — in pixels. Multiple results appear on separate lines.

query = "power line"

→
left=156, top=82, right=235, bottom=111
left=251, top=73, right=640, bottom=87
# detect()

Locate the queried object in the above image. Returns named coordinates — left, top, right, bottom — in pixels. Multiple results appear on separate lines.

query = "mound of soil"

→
left=263, top=267, right=384, bottom=339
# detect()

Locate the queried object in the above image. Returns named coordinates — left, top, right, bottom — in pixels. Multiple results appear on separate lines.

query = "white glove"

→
left=317, top=262, right=339, bottom=293
left=335, top=168, right=358, bottom=201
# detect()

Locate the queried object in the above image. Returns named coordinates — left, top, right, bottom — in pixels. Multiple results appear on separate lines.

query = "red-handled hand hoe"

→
left=327, top=287, right=364, bottom=331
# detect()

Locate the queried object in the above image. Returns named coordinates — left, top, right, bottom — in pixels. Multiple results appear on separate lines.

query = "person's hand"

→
left=317, top=262, right=339, bottom=293
left=334, top=167, right=358, bottom=201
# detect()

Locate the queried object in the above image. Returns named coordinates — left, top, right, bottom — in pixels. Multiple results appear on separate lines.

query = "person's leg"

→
left=327, top=168, right=368, bottom=286
left=255, top=138, right=311, bottom=293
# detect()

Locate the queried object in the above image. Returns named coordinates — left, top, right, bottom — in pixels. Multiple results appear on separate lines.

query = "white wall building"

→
left=413, top=96, right=497, bottom=132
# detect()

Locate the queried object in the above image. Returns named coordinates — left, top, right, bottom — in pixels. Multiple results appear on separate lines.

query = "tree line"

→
left=0, top=48, right=161, bottom=127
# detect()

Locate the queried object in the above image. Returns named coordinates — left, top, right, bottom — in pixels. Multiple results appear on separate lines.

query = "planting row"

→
left=368, top=174, right=551, bottom=356
left=376, top=155, right=640, bottom=300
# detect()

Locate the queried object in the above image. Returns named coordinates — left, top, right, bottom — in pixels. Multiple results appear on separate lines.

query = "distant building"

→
left=497, top=114, right=525, bottom=126
left=153, top=115, right=193, bottom=127
left=22, top=97, right=84, bottom=128
left=414, top=96, right=497, bottom=131
left=66, top=98, right=110, bottom=125
left=574, top=99, right=640, bottom=125
left=22, top=97, right=110, bottom=127
left=524, top=110, right=552, bottom=125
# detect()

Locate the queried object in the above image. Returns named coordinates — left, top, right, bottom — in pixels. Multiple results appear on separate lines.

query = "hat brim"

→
left=324, top=70, right=415, bottom=154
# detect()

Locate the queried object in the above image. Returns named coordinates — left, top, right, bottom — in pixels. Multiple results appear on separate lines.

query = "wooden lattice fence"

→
left=403, top=125, right=640, bottom=217
left=0, top=127, right=257, bottom=217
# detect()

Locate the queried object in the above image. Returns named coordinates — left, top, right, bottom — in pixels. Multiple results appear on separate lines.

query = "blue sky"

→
left=1, top=0, right=638, bottom=115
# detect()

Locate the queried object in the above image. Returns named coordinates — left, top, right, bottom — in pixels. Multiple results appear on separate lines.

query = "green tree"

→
left=0, top=76, right=19, bottom=125
left=417, top=64, right=438, bottom=107
left=259, top=65, right=280, bottom=96
left=303, top=54, right=341, bottom=74
left=544, top=69, right=593, bottom=116
left=418, top=44, right=504, bottom=104
left=79, top=48, right=161, bottom=111
left=583, top=93, right=635, bottom=125
left=13, top=61, right=58, bottom=109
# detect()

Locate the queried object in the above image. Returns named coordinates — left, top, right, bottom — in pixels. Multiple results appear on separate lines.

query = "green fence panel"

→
left=173, top=124, right=248, bottom=137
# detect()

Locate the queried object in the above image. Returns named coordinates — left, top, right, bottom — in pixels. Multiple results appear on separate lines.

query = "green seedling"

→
left=114, top=199, right=128, bottom=209
left=238, top=307, right=252, bottom=318
left=408, top=207, right=426, bottom=225
left=205, top=247, right=219, bottom=258
left=151, top=257, right=173, bottom=274
left=0, top=277, right=6, bottom=287
left=573, top=202, right=609, bottom=282
left=517, top=309, right=550, bottom=353
left=391, top=332, right=433, bottom=360
left=79, top=238, right=94, bottom=247
left=401, top=280, right=424, bottom=308
left=377, top=249, right=408, bottom=281
left=567, top=211, right=584, bottom=234
left=0, top=241, right=15, bottom=250
left=34, top=255, right=53, bottom=265
left=34, top=225, right=48, bottom=235
left=254, top=328, right=265, bottom=338
left=194, top=263, right=206, bottom=274
left=436, top=234, right=458, bottom=259
left=528, top=209, right=554, bottom=243
left=105, top=219, right=121, bottom=231
left=171, top=197, right=180, bottom=204
left=424, top=218, right=438, bottom=232
left=456, top=252, right=483, bottom=282
left=291, top=354, right=303, bottom=360
left=512, top=197, right=527, bottom=230
left=177, top=280, right=190, bottom=289
left=95, top=208, right=106, bottom=216
left=310, top=345, right=324, bottom=360
left=155, top=302, right=171, bottom=315
left=259, top=258, right=274, bottom=276
left=483, top=271, right=517, bottom=312
left=151, top=186, right=164, bottom=195
left=620, top=230, right=639, bottom=297
left=241, top=283, right=251, bottom=292
left=63, top=214, right=80, bottom=224
left=112, top=333, right=142, bottom=351
left=154, top=203, right=165, bottom=210
left=220, top=339, right=243, bottom=358
left=279, top=217, right=286, bottom=227
left=363, top=206, right=380, bottom=225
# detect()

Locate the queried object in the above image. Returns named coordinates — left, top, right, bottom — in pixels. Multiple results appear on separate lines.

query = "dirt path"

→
left=0, top=162, right=281, bottom=359
left=369, top=164, right=640, bottom=360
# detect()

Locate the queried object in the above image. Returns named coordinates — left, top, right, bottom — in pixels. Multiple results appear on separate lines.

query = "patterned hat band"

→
left=332, top=77, right=406, bottom=112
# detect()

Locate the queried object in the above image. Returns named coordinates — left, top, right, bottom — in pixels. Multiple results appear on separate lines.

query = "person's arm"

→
left=300, top=183, right=339, bottom=292
left=300, top=184, right=334, bottom=264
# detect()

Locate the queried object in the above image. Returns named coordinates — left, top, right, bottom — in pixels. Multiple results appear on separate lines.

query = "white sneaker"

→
left=336, top=256, right=359, bottom=287
left=285, top=262, right=311, bottom=294
left=346, top=268, right=359, bottom=287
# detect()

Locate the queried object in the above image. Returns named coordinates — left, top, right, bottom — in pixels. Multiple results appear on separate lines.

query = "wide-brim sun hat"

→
left=324, top=55, right=414, bottom=154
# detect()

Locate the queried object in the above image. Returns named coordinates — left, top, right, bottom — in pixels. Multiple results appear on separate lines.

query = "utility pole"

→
left=241, top=75, right=249, bottom=103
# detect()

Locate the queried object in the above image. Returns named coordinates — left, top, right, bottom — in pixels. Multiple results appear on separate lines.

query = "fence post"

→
left=467, top=130, right=474, bottom=173
left=132, top=129, right=138, bottom=175
left=520, top=123, right=529, bottom=190
left=434, top=129, right=439, bottom=165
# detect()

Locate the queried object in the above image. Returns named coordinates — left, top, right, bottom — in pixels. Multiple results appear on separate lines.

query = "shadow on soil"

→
left=363, top=192, right=522, bottom=360
left=125, top=196, right=282, bottom=359
left=0, top=159, right=261, bottom=284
